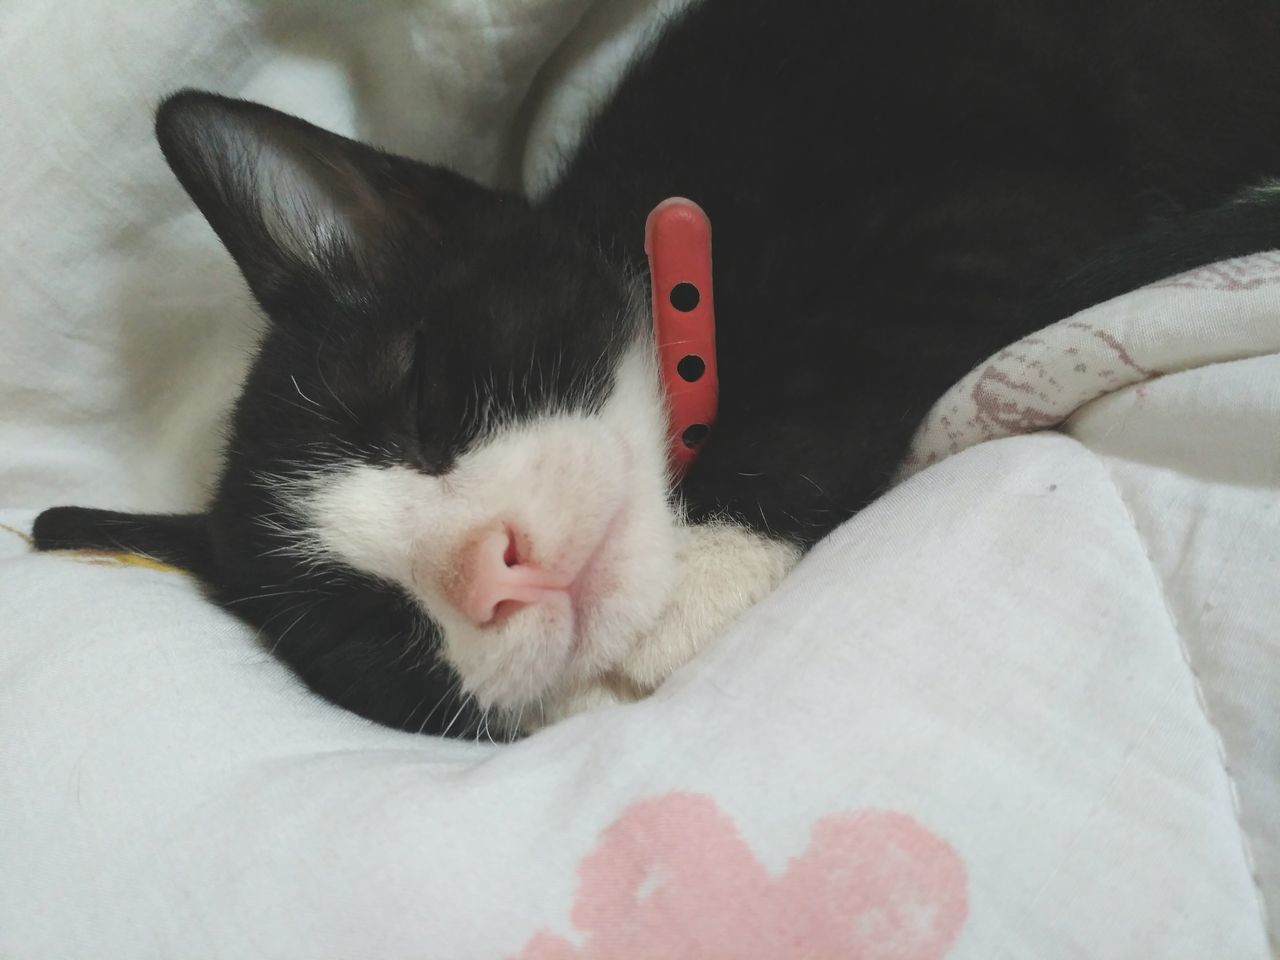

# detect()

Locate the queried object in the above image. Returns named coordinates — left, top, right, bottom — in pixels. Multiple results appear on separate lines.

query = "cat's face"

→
left=158, top=92, right=680, bottom=726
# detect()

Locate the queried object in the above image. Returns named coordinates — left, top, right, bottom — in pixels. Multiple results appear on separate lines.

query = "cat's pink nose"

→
left=450, top=524, right=571, bottom=626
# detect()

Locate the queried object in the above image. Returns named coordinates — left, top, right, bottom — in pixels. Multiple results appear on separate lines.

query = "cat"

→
left=33, top=0, right=1280, bottom=738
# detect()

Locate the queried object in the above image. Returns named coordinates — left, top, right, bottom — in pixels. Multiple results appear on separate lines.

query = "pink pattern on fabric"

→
left=515, top=792, right=967, bottom=960
left=901, top=250, right=1280, bottom=477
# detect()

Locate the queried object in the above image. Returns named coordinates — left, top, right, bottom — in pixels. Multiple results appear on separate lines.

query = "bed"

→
left=2, top=1, right=1276, bottom=956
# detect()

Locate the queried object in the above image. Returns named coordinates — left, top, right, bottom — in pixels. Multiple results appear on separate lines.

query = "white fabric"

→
left=2, top=1, right=1277, bottom=957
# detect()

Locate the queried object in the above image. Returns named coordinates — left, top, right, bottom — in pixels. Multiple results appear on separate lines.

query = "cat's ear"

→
left=154, top=90, right=491, bottom=311
left=33, top=508, right=216, bottom=582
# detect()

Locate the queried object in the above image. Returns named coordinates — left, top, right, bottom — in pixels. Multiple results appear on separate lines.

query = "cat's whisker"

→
left=403, top=693, right=432, bottom=731
left=755, top=502, right=774, bottom=536
left=262, top=601, right=319, bottom=655
left=441, top=693, right=475, bottom=740
left=313, top=343, right=359, bottom=424
left=224, top=587, right=312, bottom=607
left=289, top=374, right=321, bottom=407
left=514, top=701, right=526, bottom=736
left=415, top=675, right=463, bottom=735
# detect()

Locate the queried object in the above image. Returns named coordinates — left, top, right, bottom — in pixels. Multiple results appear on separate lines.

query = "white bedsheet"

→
left=2, top=1, right=1276, bottom=956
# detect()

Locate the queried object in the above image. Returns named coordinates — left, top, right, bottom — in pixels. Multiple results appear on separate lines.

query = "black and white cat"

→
left=33, top=0, right=1280, bottom=737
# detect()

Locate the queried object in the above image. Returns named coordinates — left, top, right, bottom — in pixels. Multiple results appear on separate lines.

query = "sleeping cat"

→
left=33, top=0, right=1280, bottom=738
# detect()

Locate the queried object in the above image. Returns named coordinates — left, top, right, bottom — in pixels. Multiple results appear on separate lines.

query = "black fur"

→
left=547, top=0, right=1280, bottom=539
left=34, top=0, right=1280, bottom=736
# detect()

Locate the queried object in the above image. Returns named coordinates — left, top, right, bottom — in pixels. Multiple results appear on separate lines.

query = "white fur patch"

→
left=265, top=343, right=799, bottom=728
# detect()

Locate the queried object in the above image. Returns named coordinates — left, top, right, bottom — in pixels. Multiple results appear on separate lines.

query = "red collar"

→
left=645, top=197, right=718, bottom=479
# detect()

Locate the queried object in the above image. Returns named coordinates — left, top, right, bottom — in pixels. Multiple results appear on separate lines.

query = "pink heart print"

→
left=516, top=792, right=968, bottom=959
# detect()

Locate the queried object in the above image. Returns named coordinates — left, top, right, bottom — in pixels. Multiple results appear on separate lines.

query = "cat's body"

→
left=553, top=0, right=1280, bottom=539
left=34, top=0, right=1280, bottom=737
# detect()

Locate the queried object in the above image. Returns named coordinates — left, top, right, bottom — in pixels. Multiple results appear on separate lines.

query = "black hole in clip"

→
left=681, top=423, right=710, bottom=449
left=676, top=355, right=705, bottom=382
left=670, top=282, right=700, bottom=312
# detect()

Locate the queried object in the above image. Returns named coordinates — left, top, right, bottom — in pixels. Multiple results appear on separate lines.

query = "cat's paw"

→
left=524, top=523, right=799, bottom=731
left=617, top=523, right=801, bottom=692
left=521, top=672, right=641, bottom=732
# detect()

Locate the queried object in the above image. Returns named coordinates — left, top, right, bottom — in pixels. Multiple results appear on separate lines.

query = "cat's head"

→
left=44, top=92, right=682, bottom=732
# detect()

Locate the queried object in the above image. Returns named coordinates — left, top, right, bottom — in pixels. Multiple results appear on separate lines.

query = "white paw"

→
left=524, top=523, right=799, bottom=731
left=618, top=523, right=800, bottom=691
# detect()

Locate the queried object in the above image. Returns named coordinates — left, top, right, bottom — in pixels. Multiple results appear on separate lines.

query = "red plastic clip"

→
left=645, top=197, right=718, bottom=478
